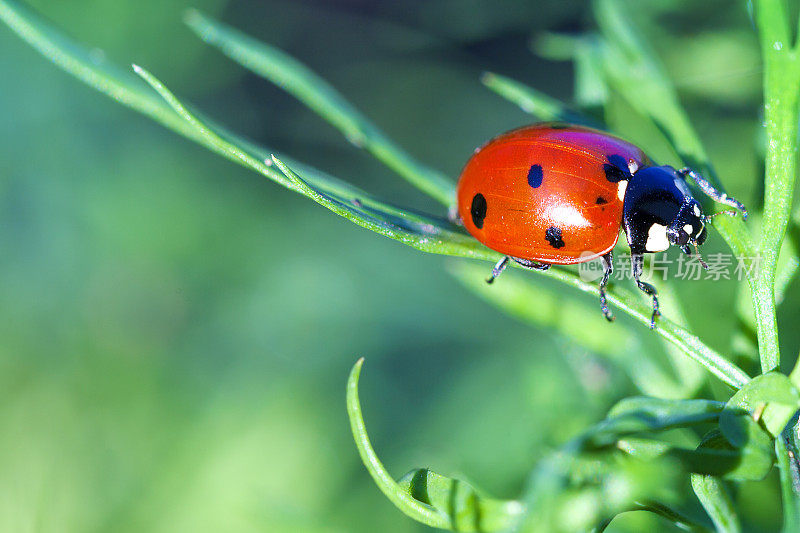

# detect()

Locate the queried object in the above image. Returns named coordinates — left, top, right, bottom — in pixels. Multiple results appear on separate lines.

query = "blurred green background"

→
left=0, top=0, right=793, bottom=531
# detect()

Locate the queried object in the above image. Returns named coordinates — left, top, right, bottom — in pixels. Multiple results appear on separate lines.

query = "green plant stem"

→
left=691, top=474, right=741, bottom=533
left=756, top=0, right=800, bottom=374
left=776, top=434, right=800, bottom=532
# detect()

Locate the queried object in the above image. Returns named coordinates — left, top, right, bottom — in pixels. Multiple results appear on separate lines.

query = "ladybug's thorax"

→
left=622, top=165, right=705, bottom=254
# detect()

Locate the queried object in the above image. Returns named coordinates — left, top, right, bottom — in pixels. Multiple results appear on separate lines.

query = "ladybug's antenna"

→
left=692, top=241, right=709, bottom=270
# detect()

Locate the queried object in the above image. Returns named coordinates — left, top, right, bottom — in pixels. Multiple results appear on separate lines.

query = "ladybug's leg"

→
left=679, top=168, right=748, bottom=220
left=486, top=256, right=510, bottom=284
left=598, top=252, right=614, bottom=322
left=631, top=253, right=660, bottom=329
left=511, top=257, right=551, bottom=271
left=486, top=256, right=550, bottom=284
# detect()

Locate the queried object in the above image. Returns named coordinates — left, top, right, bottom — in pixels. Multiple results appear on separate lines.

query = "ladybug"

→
left=455, top=123, right=747, bottom=328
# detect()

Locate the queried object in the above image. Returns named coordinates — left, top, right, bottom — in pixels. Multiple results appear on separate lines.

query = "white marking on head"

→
left=628, top=160, right=639, bottom=174
left=693, top=204, right=701, bottom=217
left=646, top=224, right=670, bottom=252
left=683, top=224, right=693, bottom=234
left=617, top=180, right=628, bottom=201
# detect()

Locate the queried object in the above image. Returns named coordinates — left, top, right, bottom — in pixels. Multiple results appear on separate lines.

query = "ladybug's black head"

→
left=666, top=199, right=706, bottom=248
left=622, top=166, right=706, bottom=254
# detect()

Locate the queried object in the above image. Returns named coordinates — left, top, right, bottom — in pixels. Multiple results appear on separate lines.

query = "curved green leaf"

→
left=608, top=397, right=724, bottom=424
left=691, top=473, right=741, bottom=533
left=584, top=397, right=724, bottom=451
left=397, top=469, right=524, bottom=532
left=606, top=502, right=712, bottom=533
left=597, top=399, right=771, bottom=480
left=618, top=435, right=773, bottom=481
left=184, top=8, right=455, bottom=206
left=692, top=428, right=773, bottom=481
left=346, top=359, right=450, bottom=529
left=346, top=359, right=523, bottom=531
left=720, top=372, right=800, bottom=441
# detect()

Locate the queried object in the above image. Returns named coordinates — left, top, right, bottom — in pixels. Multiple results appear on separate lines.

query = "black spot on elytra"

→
left=527, top=164, right=543, bottom=188
left=596, top=196, right=608, bottom=205
left=471, top=193, right=487, bottom=229
left=545, top=226, right=565, bottom=248
left=603, top=154, right=631, bottom=183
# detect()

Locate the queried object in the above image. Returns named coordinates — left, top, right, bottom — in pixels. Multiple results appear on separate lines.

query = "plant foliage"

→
left=3, top=0, right=800, bottom=530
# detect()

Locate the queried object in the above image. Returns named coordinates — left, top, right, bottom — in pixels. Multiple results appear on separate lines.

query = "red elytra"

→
left=456, top=123, right=649, bottom=264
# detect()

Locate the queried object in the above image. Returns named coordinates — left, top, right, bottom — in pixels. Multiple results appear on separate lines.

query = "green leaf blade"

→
left=481, top=72, right=601, bottom=127
left=346, top=359, right=523, bottom=531
left=608, top=397, right=724, bottom=424
left=720, top=372, right=800, bottom=440
left=346, top=359, right=450, bottom=529
left=184, top=9, right=455, bottom=206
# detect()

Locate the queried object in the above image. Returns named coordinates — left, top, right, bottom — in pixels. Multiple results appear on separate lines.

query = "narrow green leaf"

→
left=624, top=502, right=712, bottom=533
left=608, top=397, right=724, bottom=424
left=396, top=469, right=524, bottom=532
left=593, top=0, right=717, bottom=183
left=481, top=72, right=601, bottom=127
left=776, top=435, right=800, bottom=533
left=346, top=359, right=523, bottom=531
left=583, top=413, right=718, bottom=451
left=0, top=0, right=217, bottom=160
left=691, top=474, right=741, bottom=533
left=184, top=9, right=455, bottom=207
left=269, top=156, right=495, bottom=259
left=572, top=38, right=609, bottom=110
